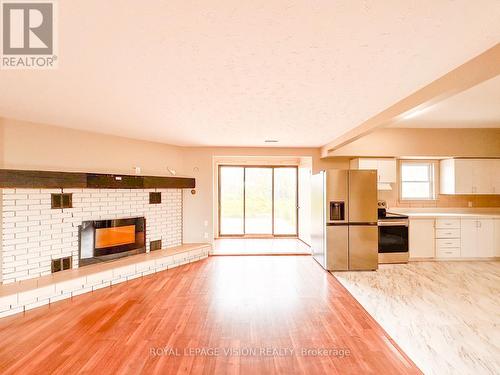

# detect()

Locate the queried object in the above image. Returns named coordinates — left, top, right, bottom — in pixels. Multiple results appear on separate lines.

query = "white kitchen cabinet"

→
left=435, top=218, right=460, bottom=229
left=472, top=160, right=493, bottom=194
left=491, top=160, right=500, bottom=194
left=377, top=159, right=397, bottom=184
left=436, top=247, right=461, bottom=258
left=460, top=219, right=495, bottom=258
left=456, top=159, right=476, bottom=194
left=436, top=238, right=461, bottom=248
left=461, top=219, right=477, bottom=258
left=440, top=159, right=459, bottom=194
left=350, top=158, right=397, bottom=184
left=495, top=220, right=500, bottom=257
left=440, top=159, right=500, bottom=195
left=479, top=220, right=495, bottom=257
left=409, top=219, right=435, bottom=258
left=405, top=214, right=499, bottom=260
left=435, top=229, right=460, bottom=238
left=353, top=158, right=378, bottom=170
left=435, top=218, right=461, bottom=258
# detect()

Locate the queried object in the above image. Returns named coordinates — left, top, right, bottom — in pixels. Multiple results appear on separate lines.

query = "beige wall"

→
left=328, top=128, right=500, bottom=158
left=1, top=118, right=347, bottom=244
left=180, top=148, right=348, bottom=243
left=4, top=117, right=498, bottom=245
left=0, top=118, right=185, bottom=175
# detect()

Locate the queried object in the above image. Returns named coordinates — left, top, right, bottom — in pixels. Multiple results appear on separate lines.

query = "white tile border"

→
left=0, top=245, right=210, bottom=319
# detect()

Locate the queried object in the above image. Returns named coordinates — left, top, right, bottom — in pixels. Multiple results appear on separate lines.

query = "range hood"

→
left=377, top=183, right=392, bottom=191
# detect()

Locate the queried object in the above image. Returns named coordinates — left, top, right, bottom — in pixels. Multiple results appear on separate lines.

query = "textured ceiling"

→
left=0, top=0, right=499, bottom=147
left=392, top=75, right=500, bottom=128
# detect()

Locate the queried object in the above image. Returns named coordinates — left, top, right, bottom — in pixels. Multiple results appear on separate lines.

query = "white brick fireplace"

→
left=0, top=188, right=182, bottom=284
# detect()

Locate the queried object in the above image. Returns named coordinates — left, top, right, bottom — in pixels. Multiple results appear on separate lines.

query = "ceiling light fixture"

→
left=265, top=139, right=279, bottom=143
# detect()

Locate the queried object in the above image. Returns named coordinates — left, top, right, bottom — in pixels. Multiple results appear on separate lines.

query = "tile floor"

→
left=333, top=261, right=500, bottom=375
left=213, top=238, right=311, bottom=255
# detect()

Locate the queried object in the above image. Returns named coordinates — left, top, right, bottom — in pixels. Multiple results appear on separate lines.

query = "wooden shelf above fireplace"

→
left=0, top=169, right=196, bottom=189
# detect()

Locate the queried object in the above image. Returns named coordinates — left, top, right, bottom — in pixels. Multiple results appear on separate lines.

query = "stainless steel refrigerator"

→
left=311, top=169, right=378, bottom=271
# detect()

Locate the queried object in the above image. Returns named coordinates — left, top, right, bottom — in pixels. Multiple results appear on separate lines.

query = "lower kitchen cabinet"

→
left=495, top=220, right=500, bottom=257
left=435, top=218, right=461, bottom=258
left=409, top=219, right=435, bottom=258
left=461, top=219, right=495, bottom=258
left=408, top=216, right=499, bottom=260
left=477, top=219, right=494, bottom=257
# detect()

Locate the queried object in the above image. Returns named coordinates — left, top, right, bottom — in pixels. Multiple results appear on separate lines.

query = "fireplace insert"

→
left=79, top=217, right=146, bottom=266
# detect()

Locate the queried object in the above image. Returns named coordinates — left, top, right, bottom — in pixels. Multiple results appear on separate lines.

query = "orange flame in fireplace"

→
left=95, top=225, right=136, bottom=249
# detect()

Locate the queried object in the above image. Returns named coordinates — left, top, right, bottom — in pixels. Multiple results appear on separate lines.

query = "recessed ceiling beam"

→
left=320, top=43, right=500, bottom=157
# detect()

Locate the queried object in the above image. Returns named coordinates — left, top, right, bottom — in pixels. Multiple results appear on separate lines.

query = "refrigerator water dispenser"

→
left=330, top=201, right=345, bottom=221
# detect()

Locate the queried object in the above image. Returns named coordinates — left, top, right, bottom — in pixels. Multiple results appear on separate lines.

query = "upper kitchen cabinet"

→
left=491, top=160, right=500, bottom=194
left=440, top=159, right=500, bottom=195
left=350, top=158, right=397, bottom=189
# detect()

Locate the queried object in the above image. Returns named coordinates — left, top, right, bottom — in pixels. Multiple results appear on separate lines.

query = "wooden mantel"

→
left=0, top=169, right=195, bottom=189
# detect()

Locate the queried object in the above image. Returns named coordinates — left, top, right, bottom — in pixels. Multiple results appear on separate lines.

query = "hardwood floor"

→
left=0, top=256, right=421, bottom=374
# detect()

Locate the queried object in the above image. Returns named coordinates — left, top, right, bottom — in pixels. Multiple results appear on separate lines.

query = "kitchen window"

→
left=400, top=161, right=435, bottom=200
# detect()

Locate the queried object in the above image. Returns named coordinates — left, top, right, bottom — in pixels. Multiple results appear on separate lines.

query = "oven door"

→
left=378, top=221, right=409, bottom=253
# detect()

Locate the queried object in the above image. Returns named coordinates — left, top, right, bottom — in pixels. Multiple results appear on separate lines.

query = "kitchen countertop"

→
left=389, top=208, right=500, bottom=219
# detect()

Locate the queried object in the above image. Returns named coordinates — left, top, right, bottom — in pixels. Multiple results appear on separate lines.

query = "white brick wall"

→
left=1, top=188, right=182, bottom=284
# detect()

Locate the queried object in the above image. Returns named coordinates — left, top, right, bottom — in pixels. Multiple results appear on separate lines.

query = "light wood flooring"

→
left=0, top=256, right=420, bottom=374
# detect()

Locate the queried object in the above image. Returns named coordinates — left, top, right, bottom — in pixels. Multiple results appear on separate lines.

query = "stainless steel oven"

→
left=377, top=201, right=409, bottom=264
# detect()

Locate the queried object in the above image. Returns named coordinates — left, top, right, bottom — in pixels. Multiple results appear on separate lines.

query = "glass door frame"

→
left=218, top=165, right=299, bottom=238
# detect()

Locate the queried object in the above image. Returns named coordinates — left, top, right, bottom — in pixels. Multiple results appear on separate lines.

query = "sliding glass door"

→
left=219, top=166, right=298, bottom=237
left=219, top=167, right=244, bottom=235
left=244, top=168, right=273, bottom=234
left=273, top=167, right=298, bottom=235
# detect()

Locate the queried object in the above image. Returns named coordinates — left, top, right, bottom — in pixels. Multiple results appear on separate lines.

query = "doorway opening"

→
left=218, top=165, right=298, bottom=237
